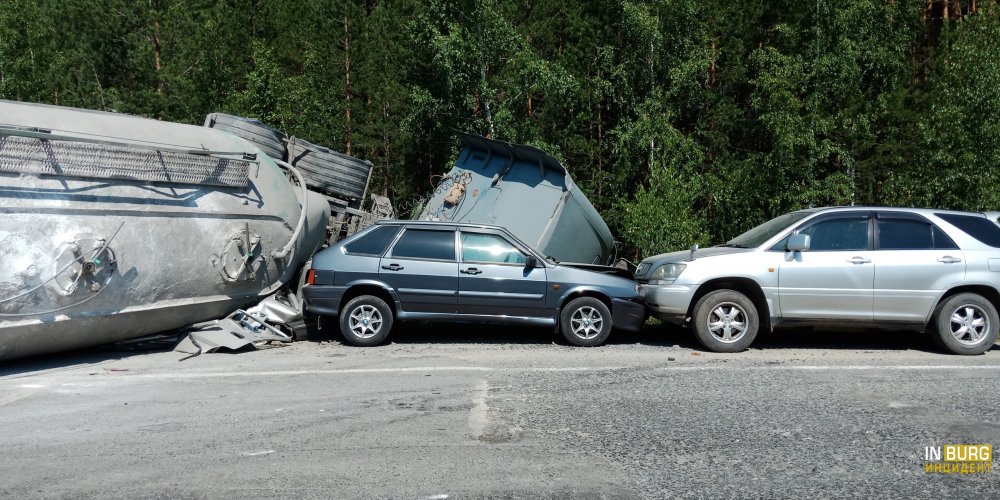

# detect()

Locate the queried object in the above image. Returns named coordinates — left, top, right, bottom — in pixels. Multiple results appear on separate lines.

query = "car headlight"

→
left=649, top=263, right=686, bottom=285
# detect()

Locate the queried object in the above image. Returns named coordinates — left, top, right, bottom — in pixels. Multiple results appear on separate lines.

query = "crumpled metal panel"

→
left=0, top=135, right=251, bottom=188
left=174, top=310, right=292, bottom=359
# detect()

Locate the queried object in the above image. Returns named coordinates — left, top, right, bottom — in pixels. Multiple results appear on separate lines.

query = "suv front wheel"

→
left=692, top=290, right=759, bottom=353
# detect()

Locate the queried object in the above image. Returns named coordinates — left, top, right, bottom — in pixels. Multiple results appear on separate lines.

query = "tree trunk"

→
left=153, top=19, right=162, bottom=96
left=709, top=38, right=717, bottom=86
left=382, top=95, right=392, bottom=197
left=344, top=15, right=352, bottom=155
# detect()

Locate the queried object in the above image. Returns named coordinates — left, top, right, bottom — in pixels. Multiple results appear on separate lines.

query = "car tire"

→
left=560, top=297, right=613, bottom=347
left=931, top=293, right=999, bottom=355
left=339, top=295, right=393, bottom=347
left=692, top=290, right=759, bottom=353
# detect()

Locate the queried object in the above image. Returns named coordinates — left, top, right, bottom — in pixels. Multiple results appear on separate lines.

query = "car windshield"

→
left=724, top=210, right=816, bottom=248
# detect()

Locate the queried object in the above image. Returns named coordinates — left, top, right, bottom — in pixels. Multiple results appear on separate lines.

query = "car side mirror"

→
left=786, top=233, right=810, bottom=252
left=525, top=255, right=538, bottom=268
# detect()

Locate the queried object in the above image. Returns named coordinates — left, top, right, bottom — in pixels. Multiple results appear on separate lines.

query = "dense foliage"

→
left=2, top=0, right=997, bottom=259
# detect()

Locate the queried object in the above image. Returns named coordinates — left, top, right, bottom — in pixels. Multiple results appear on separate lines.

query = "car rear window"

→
left=877, top=219, right=958, bottom=250
left=344, top=225, right=400, bottom=256
left=390, top=229, right=456, bottom=260
left=935, top=213, right=1000, bottom=248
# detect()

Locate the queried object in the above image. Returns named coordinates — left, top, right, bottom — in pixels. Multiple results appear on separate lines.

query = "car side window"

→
left=389, top=229, right=456, bottom=261
left=461, top=233, right=527, bottom=265
left=344, top=225, right=401, bottom=256
left=798, top=217, right=869, bottom=251
left=877, top=219, right=958, bottom=250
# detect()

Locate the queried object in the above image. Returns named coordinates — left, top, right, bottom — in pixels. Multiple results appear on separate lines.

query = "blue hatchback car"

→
left=302, top=221, right=645, bottom=346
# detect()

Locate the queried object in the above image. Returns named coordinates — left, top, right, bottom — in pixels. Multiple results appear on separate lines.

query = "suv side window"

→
left=389, top=228, right=456, bottom=261
left=344, top=225, right=401, bottom=256
left=877, top=219, right=958, bottom=250
left=935, top=213, right=1000, bottom=248
left=797, top=217, right=869, bottom=251
left=461, top=232, right=527, bottom=265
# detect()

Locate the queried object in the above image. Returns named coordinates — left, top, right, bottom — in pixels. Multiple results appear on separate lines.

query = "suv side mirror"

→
left=525, top=255, right=538, bottom=268
left=786, top=233, right=810, bottom=252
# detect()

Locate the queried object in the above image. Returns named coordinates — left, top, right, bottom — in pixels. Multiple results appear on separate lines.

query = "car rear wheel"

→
left=692, top=290, right=759, bottom=353
left=339, top=295, right=393, bottom=346
left=931, top=293, right=999, bottom=355
left=560, top=297, right=612, bottom=347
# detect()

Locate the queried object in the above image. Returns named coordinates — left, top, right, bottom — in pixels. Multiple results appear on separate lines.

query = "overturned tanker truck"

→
left=0, top=100, right=331, bottom=361
left=419, top=132, right=623, bottom=273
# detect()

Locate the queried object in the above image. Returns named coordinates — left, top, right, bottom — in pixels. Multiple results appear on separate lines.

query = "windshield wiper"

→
left=716, top=243, right=750, bottom=248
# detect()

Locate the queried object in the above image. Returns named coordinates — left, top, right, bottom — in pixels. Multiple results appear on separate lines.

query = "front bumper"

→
left=301, top=285, right=348, bottom=316
left=639, top=283, right=696, bottom=324
left=611, top=298, right=646, bottom=332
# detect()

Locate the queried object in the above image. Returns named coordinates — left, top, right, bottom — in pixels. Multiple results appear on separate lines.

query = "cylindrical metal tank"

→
left=0, top=100, right=329, bottom=361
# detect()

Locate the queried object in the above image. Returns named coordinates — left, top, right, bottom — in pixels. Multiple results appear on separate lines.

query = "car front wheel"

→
left=339, top=295, right=394, bottom=346
left=692, top=290, right=759, bottom=353
left=560, top=297, right=613, bottom=347
left=932, top=293, right=999, bottom=355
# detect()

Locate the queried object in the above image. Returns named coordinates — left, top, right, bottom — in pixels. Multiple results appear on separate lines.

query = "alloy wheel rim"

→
left=949, top=304, right=990, bottom=346
left=349, top=304, right=382, bottom=339
left=707, top=302, right=748, bottom=343
left=570, top=306, right=604, bottom=339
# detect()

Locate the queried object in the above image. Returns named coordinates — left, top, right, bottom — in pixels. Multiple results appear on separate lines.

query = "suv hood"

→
left=635, top=246, right=753, bottom=279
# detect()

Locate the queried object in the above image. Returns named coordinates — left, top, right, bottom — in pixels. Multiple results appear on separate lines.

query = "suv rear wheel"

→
left=339, top=295, right=394, bottom=346
left=931, top=293, right=999, bottom=355
left=692, top=290, right=759, bottom=353
left=560, top=297, right=612, bottom=347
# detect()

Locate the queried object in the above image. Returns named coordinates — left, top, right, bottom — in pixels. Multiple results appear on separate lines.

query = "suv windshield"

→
left=725, top=210, right=816, bottom=248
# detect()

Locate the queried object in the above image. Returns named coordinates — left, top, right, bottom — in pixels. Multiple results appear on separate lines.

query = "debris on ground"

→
left=174, top=309, right=292, bottom=361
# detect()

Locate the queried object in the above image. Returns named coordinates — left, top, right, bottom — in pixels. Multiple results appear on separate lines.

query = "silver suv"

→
left=637, top=207, right=1000, bottom=355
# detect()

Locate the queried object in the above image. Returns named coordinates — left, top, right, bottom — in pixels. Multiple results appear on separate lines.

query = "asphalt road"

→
left=1, top=325, right=998, bottom=499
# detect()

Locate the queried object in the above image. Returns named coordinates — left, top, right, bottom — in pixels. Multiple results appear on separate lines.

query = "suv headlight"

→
left=649, top=263, right=686, bottom=285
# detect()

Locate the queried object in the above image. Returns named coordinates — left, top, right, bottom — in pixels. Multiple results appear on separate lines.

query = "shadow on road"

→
left=0, top=348, right=135, bottom=379
left=6, top=321, right=997, bottom=375
left=308, top=319, right=996, bottom=355
left=0, top=334, right=184, bottom=378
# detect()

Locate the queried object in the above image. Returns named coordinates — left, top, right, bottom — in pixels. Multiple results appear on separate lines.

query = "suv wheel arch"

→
left=688, top=278, right=772, bottom=333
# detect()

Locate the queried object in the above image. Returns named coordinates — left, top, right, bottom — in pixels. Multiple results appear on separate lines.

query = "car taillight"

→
left=306, top=269, right=316, bottom=285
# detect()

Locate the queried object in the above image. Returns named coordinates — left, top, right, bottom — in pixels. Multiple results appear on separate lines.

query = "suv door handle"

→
left=937, top=256, right=962, bottom=264
left=381, top=263, right=404, bottom=271
left=460, top=267, right=483, bottom=275
left=846, top=256, right=871, bottom=264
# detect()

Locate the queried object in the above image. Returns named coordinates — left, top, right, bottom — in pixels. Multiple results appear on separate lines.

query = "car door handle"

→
left=381, top=263, right=404, bottom=271
left=460, top=267, right=483, bottom=275
left=846, top=256, right=871, bottom=264
left=937, top=256, right=962, bottom=264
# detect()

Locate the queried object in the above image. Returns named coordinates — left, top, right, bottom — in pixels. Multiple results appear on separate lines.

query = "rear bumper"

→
left=611, top=298, right=646, bottom=332
left=301, top=285, right=348, bottom=316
